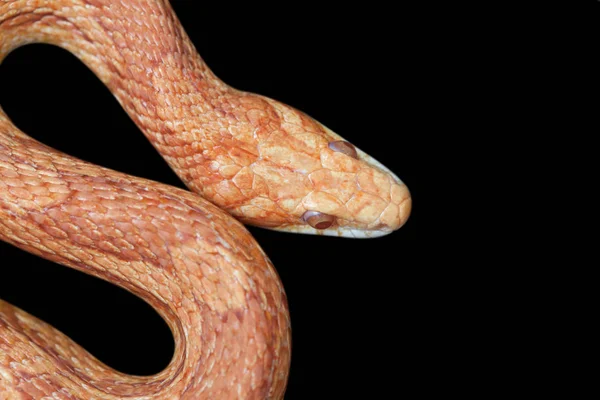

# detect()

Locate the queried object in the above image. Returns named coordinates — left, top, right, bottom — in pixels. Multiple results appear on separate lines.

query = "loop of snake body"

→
left=0, top=0, right=411, bottom=398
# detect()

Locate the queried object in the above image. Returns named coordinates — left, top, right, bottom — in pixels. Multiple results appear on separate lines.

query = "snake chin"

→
left=270, top=225, right=400, bottom=238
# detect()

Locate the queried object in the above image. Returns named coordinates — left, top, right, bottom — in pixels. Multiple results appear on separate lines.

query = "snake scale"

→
left=0, top=0, right=411, bottom=398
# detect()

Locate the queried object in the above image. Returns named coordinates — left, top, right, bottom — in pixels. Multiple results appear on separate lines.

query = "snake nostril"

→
left=328, top=140, right=358, bottom=159
left=302, top=211, right=335, bottom=229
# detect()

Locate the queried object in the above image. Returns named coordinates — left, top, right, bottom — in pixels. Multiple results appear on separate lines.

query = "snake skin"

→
left=0, top=0, right=411, bottom=398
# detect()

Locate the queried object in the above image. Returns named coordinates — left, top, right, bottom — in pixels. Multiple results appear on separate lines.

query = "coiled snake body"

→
left=0, top=0, right=411, bottom=398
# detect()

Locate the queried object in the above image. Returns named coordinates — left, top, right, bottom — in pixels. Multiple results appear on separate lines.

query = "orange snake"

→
left=0, top=0, right=411, bottom=398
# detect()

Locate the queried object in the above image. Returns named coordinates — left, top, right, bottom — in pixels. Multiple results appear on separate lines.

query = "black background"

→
left=0, top=1, right=422, bottom=398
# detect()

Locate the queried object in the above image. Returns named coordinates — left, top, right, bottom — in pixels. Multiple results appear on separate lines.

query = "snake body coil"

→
left=0, top=0, right=411, bottom=398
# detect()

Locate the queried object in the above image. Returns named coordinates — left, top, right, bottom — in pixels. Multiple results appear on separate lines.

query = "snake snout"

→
left=376, top=181, right=411, bottom=233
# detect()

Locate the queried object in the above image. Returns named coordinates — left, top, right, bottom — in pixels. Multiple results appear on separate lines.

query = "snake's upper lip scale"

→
left=270, top=223, right=403, bottom=239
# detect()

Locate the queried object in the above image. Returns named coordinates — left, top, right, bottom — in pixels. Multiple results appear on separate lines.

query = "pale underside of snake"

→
left=0, top=0, right=411, bottom=398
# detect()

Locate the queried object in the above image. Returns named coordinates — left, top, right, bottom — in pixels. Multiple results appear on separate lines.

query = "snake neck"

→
left=1, top=0, right=310, bottom=230
left=1, top=0, right=237, bottom=184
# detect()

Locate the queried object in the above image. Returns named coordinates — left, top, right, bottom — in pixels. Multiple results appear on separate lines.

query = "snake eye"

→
left=328, top=141, right=358, bottom=159
left=302, top=211, right=335, bottom=229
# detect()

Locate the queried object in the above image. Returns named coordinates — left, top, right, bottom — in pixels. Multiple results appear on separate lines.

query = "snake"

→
left=0, top=0, right=412, bottom=398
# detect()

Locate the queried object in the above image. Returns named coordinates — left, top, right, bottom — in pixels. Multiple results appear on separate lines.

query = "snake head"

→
left=208, top=94, right=411, bottom=238
left=303, top=139, right=411, bottom=238
left=272, top=122, right=412, bottom=238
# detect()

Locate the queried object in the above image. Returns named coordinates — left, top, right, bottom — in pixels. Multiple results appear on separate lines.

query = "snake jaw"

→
left=269, top=224, right=401, bottom=238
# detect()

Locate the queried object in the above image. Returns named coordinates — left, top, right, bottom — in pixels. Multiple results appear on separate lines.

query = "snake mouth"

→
left=288, top=192, right=411, bottom=238
left=268, top=224, right=398, bottom=238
